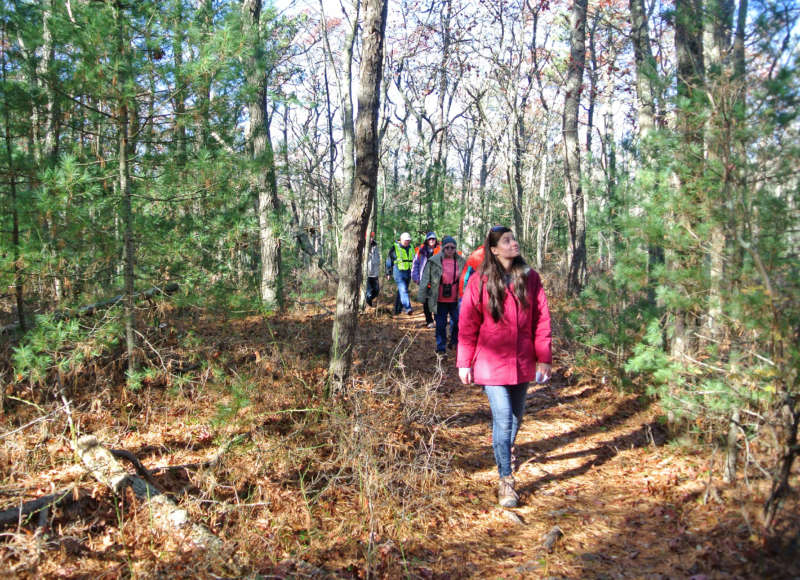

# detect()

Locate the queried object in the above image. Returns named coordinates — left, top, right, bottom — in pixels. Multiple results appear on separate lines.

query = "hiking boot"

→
left=498, top=476, right=519, bottom=508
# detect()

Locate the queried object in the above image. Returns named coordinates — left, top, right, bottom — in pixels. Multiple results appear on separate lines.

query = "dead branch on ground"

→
left=76, top=435, right=221, bottom=550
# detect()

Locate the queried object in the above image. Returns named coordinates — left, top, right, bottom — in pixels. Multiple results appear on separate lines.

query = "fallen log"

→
left=0, top=487, right=82, bottom=529
left=76, top=435, right=221, bottom=550
left=1, top=283, right=180, bottom=335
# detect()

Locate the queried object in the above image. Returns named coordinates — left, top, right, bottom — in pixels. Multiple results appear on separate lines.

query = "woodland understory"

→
left=1, top=292, right=798, bottom=579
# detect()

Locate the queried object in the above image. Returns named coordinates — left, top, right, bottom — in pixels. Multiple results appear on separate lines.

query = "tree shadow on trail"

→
left=518, top=419, right=668, bottom=495
left=524, top=392, right=652, bottom=456
left=444, top=379, right=598, bottom=431
left=451, top=387, right=662, bottom=483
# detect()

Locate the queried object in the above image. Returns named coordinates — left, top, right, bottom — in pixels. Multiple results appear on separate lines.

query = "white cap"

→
left=400, top=232, right=411, bottom=242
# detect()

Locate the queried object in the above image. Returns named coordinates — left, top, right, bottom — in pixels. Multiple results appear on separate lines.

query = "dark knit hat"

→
left=442, top=236, right=456, bottom=247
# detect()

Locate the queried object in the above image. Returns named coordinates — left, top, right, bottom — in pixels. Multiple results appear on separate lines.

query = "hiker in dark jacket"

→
left=412, top=232, right=440, bottom=327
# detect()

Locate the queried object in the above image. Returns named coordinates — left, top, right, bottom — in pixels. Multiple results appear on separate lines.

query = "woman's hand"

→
left=535, top=362, right=552, bottom=383
left=458, top=367, right=473, bottom=385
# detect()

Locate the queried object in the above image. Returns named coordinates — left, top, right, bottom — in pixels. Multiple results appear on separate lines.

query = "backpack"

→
left=459, top=245, right=484, bottom=298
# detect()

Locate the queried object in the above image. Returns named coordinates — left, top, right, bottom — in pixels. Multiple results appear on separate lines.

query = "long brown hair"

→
left=480, top=226, right=529, bottom=322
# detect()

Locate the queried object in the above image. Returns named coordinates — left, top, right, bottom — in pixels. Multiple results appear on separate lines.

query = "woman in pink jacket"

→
left=456, top=225, right=552, bottom=508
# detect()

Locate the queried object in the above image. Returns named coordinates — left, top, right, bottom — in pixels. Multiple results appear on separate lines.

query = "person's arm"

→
left=530, top=271, right=552, bottom=381
left=456, top=276, right=482, bottom=383
left=417, top=261, right=431, bottom=303
left=411, top=248, right=422, bottom=283
left=385, top=246, right=395, bottom=278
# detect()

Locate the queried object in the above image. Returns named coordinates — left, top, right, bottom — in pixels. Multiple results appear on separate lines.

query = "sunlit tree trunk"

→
left=704, top=0, right=733, bottom=344
left=535, top=149, right=550, bottom=270
left=562, top=0, right=588, bottom=295
left=243, top=0, right=283, bottom=309
left=31, top=0, right=62, bottom=302
left=329, top=0, right=388, bottom=391
left=630, top=0, right=663, bottom=304
left=629, top=0, right=658, bottom=136
left=670, top=0, right=704, bottom=360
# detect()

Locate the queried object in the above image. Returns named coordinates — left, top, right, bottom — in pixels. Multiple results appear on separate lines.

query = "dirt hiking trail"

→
left=362, top=305, right=798, bottom=579
left=1, top=300, right=798, bottom=578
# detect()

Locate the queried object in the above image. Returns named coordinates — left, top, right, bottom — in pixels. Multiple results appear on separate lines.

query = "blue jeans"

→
left=434, top=301, right=459, bottom=352
left=393, top=267, right=412, bottom=314
left=484, top=383, right=529, bottom=477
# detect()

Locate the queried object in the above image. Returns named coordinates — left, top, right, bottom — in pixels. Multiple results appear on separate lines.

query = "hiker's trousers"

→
left=484, top=383, right=529, bottom=477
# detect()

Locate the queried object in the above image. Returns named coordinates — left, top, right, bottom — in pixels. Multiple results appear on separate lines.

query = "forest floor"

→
left=1, top=293, right=798, bottom=579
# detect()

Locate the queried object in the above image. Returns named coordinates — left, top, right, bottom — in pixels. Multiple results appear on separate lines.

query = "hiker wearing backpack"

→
left=418, top=236, right=465, bottom=354
left=456, top=226, right=552, bottom=508
left=412, top=232, right=440, bottom=328
left=385, top=232, right=415, bottom=315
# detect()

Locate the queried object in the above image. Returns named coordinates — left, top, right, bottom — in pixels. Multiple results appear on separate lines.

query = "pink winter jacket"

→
left=456, top=269, right=552, bottom=386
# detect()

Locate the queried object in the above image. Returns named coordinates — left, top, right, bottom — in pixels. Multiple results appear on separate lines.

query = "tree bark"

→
left=723, top=408, right=740, bottom=483
left=536, top=148, right=550, bottom=270
left=670, top=0, right=705, bottom=359
left=172, top=0, right=187, bottom=167
left=328, top=0, right=388, bottom=391
left=764, top=397, right=799, bottom=529
left=629, top=0, right=658, bottom=136
left=319, top=0, right=359, bottom=208
left=1, top=23, right=25, bottom=332
left=114, top=2, right=137, bottom=377
left=77, top=435, right=221, bottom=549
left=243, top=0, right=283, bottom=309
left=562, top=0, right=588, bottom=295
left=0, top=487, right=83, bottom=529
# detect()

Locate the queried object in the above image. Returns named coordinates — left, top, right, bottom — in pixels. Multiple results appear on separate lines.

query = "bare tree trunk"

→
left=704, top=0, right=734, bottom=343
left=562, top=0, right=588, bottom=295
left=432, top=0, right=453, bottom=223
left=320, top=0, right=359, bottom=206
left=723, top=408, right=740, bottom=483
left=535, top=149, right=549, bottom=270
left=29, top=0, right=61, bottom=303
left=1, top=23, right=24, bottom=331
left=329, top=0, right=388, bottom=391
left=243, top=0, right=283, bottom=309
left=34, top=0, right=57, bottom=165
left=478, top=134, right=491, bottom=244
left=115, top=2, right=136, bottom=377
left=630, top=0, right=663, bottom=304
left=322, top=55, right=337, bottom=265
left=670, top=0, right=705, bottom=360
left=764, top=397, right=799, bottom=529
left=172, top=0, right=187, bottom=167
left=629, top=0, right=658, bottom=136
left=196, top=0, right=214, bottom=151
